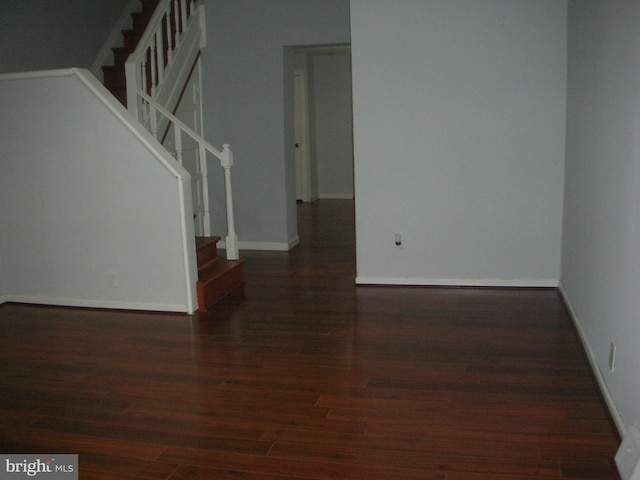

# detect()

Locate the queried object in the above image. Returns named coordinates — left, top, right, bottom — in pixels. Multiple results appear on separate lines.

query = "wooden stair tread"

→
left=198, top=258, right=245, bottom=284
left=196, top=236, right=221, bottom=249
left=195, top=236, right=221, bottom=267
left=196, top=259, right=245, bottom=312
left=100, top=1, right=154, bottom=105
left=195, top=236, right=245, bottom=311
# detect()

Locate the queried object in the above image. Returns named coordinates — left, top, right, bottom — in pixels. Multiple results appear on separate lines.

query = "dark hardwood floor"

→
left=0, top=200, right=620, bottom=479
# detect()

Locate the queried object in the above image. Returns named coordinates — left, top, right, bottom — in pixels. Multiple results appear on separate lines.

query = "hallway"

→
left=0, top=200, right=619, bottom=479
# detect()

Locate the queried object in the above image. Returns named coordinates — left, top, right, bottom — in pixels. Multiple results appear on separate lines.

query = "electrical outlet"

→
left=394, top=232, right=403, bottom=247
left=609, top=342, right=617, bottom=373
left=108, top=273, right=118, bottom=288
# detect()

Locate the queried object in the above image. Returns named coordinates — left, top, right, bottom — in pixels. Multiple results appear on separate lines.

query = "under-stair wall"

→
left=0, top=69, right=198, bottom=312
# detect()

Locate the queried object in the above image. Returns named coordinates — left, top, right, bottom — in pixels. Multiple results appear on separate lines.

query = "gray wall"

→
left=0, top=0, right=129, bottom=73
left=313, top=54, right=354, bottom=199
left=350, top=0, right=567, bottom=286
left=0, top=255, right=5, bottom=302
left=562, top=0, right=640, bottom=433
left=202, top=0, right=351, bottom=249
left=0, top=70, right=196, bottom=312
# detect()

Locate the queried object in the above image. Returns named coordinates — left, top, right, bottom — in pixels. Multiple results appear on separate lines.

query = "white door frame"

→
left=294, top=68, right=312, bottom=202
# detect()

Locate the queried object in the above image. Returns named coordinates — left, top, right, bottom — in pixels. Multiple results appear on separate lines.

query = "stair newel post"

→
left=200, top=142, right=211, bottom=236
left=155, top=29, right=164, bottom=88
left=221, top=144, right=239, bottom=261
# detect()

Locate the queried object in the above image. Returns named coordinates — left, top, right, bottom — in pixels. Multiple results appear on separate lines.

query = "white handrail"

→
left=136, top=89, right=239, bottom=261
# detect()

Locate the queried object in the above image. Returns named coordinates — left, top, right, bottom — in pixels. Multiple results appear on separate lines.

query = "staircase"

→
left=99, top=0, right=245, bottom=312
left=196, top=237, right=245, bottom=311
left=102, top=0, right=159, bottom=106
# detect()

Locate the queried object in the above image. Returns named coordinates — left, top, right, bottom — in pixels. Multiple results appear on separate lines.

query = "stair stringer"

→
left=195, top=237, right=245, bottom=311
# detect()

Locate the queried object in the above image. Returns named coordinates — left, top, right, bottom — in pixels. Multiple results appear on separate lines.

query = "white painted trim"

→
left=0, top=69, right=75, bottom=81
left=558, top=283, right=625, bottom=436
left=218, top=236, right=300, bottom=252
left=319, top=193, right=354, bottom=200
left=355, top=277, right=559, bottom=288
left=6, top=295, right=189, bottom=313
left=294, top=68, right=312, bottom=202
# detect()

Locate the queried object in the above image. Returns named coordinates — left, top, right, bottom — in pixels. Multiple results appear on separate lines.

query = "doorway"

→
left=294, top=68, right=311, bottom=202
left=291, top=45, right=354, bottom=204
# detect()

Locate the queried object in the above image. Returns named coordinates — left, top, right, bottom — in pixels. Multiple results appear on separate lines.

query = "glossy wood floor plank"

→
left=0, top=200, right=619, bottom=479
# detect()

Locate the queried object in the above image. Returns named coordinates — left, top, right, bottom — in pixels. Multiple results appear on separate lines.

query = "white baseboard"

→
left=558, top=284, right=625, bottom=436
left=355, top=276, right=558, bottom=288
left=5, top=295, right=189, bottom=313
left=318, top=193, right=354, bottom=200
left=615, top=425, right=640, bottom=479
left=218, top=236, right=300, bottom=252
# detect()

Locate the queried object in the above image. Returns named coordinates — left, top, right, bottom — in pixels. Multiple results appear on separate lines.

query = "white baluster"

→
left=150, top=44, right=157, bottom=97
left=174, top=125, right=183, bottom=165
left=141, top=95, right=149, bottom=126
left=150, top=103, right=158, bottom=139
left=199, top=143, right=211, bottom=236
left=173, top=0, right=181, bottom=47
left=221, top=144, right=239, bottom=260
left=140, top=57, right=147, bottom=98
left=155, top=29, right=164, bottom=87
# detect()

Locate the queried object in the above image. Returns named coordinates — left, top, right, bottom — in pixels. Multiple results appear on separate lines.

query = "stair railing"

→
left=137, top=89, right=239, bottom=261
left=125, top=0, right=201, bottom=119
left=122, top=0, right=238, bottom=259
